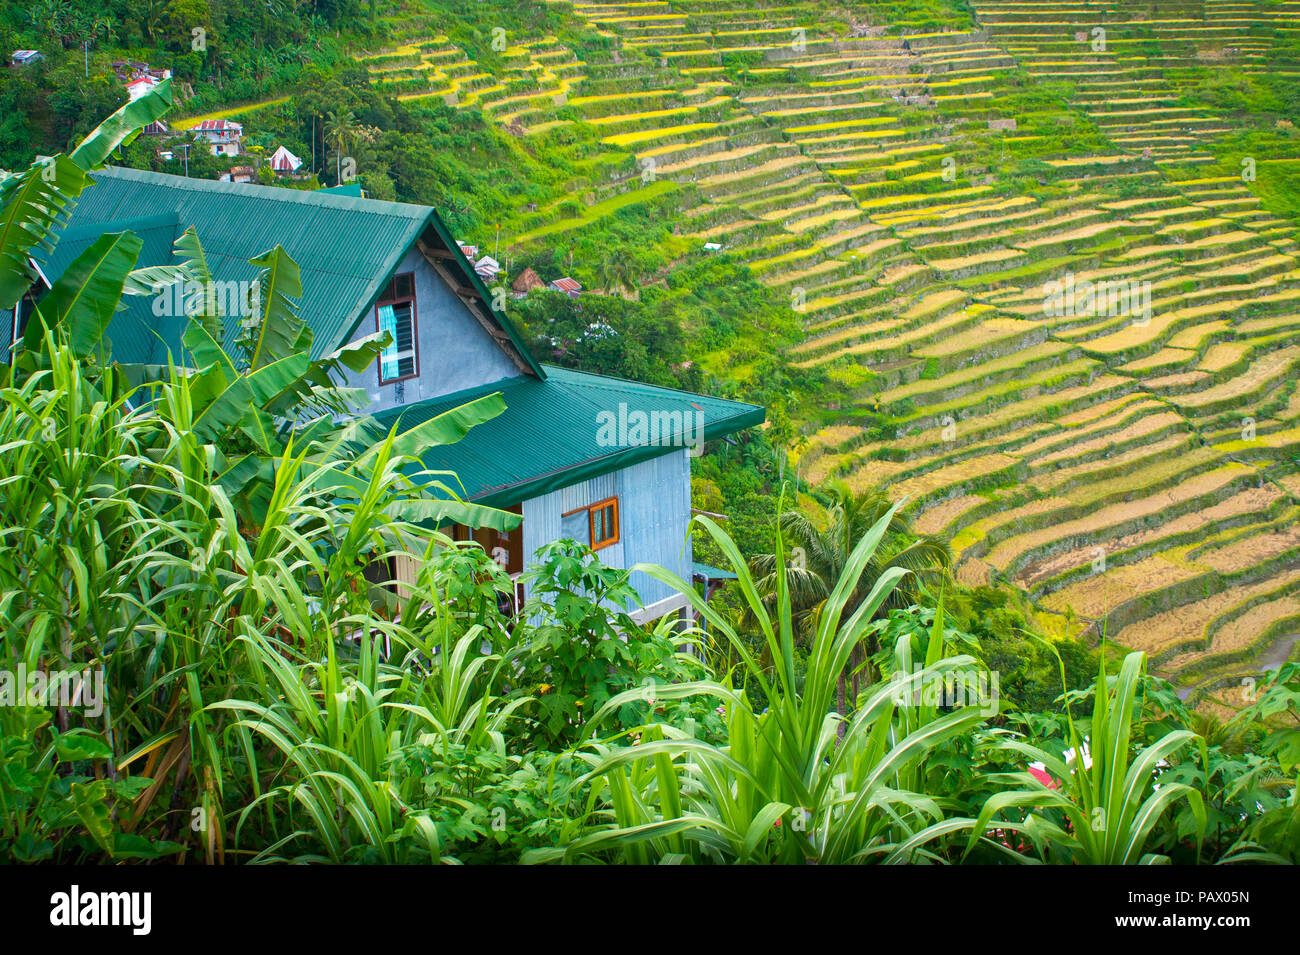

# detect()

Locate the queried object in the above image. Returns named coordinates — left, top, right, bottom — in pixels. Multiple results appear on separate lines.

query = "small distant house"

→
left=121, top=68, right=172, bottom=134
left=457, top=241, right=479, bottom=261
left=26, top=167, right=765, bottom=622
left=11, top=50, right=43, bottom=67
left=220, top=166, right=255, bottom=184
left=191, top=119, right=243, bottom=157
left=125, top=77, right=153, bottom=100
left=268, top=145, right=303, bottom=175
left=473, top=255, right=501, bottom=281
left=549, top=277, right=582, bottom=297
left=126, top=75, right=160, bottom=101
left=703, top=242, right=723, bottom=252
left=511, top=267, right=544, bottom=296
left=117, top=62, right=171, bottom=90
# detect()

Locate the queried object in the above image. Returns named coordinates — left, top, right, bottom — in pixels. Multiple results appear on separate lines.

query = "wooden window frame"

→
left=588, top=496, right=620, bottom=551
left=375, top=272, right=419, bottom=385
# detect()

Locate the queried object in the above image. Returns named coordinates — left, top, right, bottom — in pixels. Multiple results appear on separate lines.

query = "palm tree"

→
left=593, top=249, right=639, bottom=299
left=139, top=0, right=166, bottom=42
left=323, top=108, right=358, bottom=185
left=750, top=481, right=952, bottom=720
left=213, top=49, right=235, bottom=89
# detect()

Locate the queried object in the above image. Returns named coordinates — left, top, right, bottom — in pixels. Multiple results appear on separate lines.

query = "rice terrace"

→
left=346, top=0, right=1300, bottom=704
left=2, top=0, right=1300, bottom=878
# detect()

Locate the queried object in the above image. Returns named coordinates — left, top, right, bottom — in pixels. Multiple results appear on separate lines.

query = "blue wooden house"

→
left=26, top=167, right=764, bottom=620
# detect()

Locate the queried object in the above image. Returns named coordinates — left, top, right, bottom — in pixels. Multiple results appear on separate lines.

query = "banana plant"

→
left=965, top=650, right=1208, bottom=864
left=1, top=80, right=174, bottom=314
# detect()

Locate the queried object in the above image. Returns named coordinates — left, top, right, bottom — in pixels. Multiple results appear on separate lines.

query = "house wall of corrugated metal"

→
left=340, top=247, right=519, bottom=411
left=618, top=450, right=693, bottom=607
left=519, top=449, right=692, bottom=612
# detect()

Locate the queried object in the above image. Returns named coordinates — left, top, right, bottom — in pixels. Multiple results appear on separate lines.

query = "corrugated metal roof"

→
left=371, top=364, right=765, bottom=507
left=318, top=182, right=364, bottom=197
left=193, top=119, right=242, bottom=132
left=692, top=561, right=737, bottom=580
left=46, top=213, right=184, bottom=364
left=40, top=166, right=545, bottom=377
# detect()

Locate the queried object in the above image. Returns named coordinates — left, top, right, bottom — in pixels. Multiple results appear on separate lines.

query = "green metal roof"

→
left=40, top=166, right=544, bottom=376
left=372, top=364, right=766, bottom=507
left=45, top=212, right=184, bottom=364
left=318, top=182, right=365, bottom=197
left=32, top=168, right=766, bottom=500
left=692, top=561, right=737, bottom=581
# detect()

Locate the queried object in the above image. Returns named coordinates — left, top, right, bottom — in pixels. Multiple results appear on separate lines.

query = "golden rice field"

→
left=356, top=0, right=1300, bottom=699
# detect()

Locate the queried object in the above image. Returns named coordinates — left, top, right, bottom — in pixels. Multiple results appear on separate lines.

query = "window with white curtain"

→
left=376, top=273, right=417, bottom=383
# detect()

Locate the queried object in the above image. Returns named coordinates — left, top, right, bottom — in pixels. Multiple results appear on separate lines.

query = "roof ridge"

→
left=370, top=364, right=765, bottom=505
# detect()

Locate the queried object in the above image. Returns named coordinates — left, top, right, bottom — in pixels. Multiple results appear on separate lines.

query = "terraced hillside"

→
left=353, top=0, right=1300, bottom=701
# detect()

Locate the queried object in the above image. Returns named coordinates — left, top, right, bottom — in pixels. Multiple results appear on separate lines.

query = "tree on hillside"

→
left=323, top=107, right=358, bottom=185
left=592, top=249, right=639, bottom=300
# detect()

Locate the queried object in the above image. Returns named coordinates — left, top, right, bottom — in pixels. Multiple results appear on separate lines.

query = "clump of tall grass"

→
left=0, top=333, right=527, bottom=861
left=529, top=509, right=991, bottom=864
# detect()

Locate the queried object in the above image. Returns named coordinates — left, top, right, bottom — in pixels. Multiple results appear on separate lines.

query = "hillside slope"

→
left=17, top=0, right=1300, bottom=696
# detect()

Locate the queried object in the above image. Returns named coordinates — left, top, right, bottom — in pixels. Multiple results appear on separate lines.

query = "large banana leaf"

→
left=173, top=225, right=214, bottom=286
left=193, top=376, right=256, bottom=443
left=246, top=353, right=312, bottom=407
left=0, top=157, right=89, bottom=309
left=387, top=495, right=521, bottom=533
left=238, top=405, right=282, bottom=454
left=182, top=321, right=238, bottom=380
left=1, top=80, right=172, bottom=314
left=241, top=246, right=308, bottom=371
left=266, top=329, right=392, bottom=416
left=120, top=263, right=193, bottom=298
left=171, top=226, right=222, bottom=340
left=68, top=80, right=174, bottom=171
left=347, top=392, right=508, bottom=474
left=315, top=329, right=392, bottom=375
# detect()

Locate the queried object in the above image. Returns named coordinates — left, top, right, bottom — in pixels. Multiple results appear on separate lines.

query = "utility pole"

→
left=84, top=40, right=88, bottom=77
left=178, top=142, right=191, bottom=177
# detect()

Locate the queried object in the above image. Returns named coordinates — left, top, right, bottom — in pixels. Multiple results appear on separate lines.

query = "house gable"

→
left=342, top=244, right=522, bottom=411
